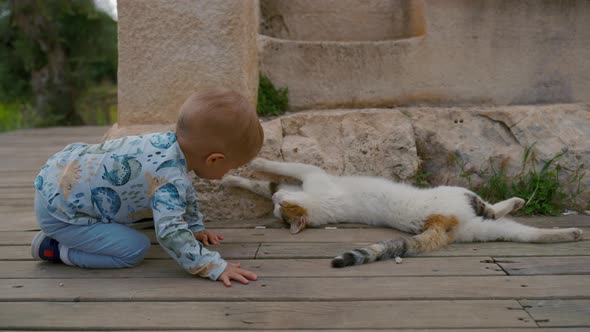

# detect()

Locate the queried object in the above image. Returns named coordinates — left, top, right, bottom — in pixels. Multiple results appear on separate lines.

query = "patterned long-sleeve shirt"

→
left=34, top=132, right=227, bottom=280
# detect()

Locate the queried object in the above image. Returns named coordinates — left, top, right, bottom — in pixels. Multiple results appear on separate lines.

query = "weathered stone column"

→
left=108, top=0, right=259, bottom=137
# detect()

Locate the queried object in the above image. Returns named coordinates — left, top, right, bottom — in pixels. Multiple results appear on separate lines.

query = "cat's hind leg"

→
left=221, top=175, right=280, bottom=199
left=464, top=193, right=497, bottom=219
left=251, top=158, right=324, bottom=181
left=490, top=197, right=526, bottom=218
left=456, top=218, right=583, bottom=243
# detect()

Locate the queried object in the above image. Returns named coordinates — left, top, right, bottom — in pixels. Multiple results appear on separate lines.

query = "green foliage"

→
left=412, top=166, right=432, bottom=188
left=257, top=74, right=288, bottom=116
left=0, top=103, right=23, bottom=132
left=456, top=145, right=587, bottom=216
left=76, top=84, right=117, bottom=126
left=0, top=0, right=117, bottom=129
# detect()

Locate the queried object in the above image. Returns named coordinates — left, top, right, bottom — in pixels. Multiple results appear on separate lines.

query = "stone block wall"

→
left=259, top=0, right=590, bottom=110
left=117, top=0, right=258, bottom=126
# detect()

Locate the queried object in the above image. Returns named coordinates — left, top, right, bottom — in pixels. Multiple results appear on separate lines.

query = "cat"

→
left=221, top=158, right=583, bottom=268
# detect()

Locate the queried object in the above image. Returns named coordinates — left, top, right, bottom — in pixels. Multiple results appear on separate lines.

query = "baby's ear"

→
left=205, top=153, right=225, bottom=166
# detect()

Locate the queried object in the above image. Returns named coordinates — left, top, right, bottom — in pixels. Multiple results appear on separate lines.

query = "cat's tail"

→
left=331, top=214, right=459, bottom=268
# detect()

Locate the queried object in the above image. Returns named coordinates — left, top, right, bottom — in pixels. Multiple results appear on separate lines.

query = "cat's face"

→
left=272, top=191, right=309, bottom=234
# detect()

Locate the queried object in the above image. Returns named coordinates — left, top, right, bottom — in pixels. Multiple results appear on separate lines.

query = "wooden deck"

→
left=0, top=126, right=589, bottom=331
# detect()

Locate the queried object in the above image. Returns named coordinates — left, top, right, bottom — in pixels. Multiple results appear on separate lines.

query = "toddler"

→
left=31, top=88, right=262, bottom=286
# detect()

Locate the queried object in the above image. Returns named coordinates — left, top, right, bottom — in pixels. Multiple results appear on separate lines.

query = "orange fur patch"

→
left=423, top=214, right=459, bottom=233
left=279, top=201, right=308, bottom=219
left=412, top=214, right=459, bottom=253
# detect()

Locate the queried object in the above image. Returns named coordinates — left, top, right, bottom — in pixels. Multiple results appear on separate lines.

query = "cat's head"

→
left=272, top=191, right=309, bottom=234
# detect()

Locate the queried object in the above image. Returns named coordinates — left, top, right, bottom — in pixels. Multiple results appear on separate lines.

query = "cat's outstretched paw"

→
left=220, top=175, right=243, bottom=188
left=511, top=197, right=526, bottom=212
left=250, top=158, right=270, bottom=171
left=539, top=227, right=583, bottom=243
left=571, top=228, right=584, bottom=241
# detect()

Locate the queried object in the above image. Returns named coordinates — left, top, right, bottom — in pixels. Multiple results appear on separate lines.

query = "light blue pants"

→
left=34, top=192, right=151, bottom=268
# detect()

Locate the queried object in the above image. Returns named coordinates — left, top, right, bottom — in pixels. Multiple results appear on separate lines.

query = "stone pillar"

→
left=109, top=0, right=259, bottom=137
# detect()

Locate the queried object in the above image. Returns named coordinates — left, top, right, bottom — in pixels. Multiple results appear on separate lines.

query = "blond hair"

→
left=176, top=88, right=264, bottom=162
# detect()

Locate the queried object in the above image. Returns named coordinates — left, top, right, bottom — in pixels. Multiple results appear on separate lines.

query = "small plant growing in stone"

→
left=257, top=74, right=288, bottom=116
left=460, top=144, right=587, bottom=216
left=412, top=165, right=432, bottom=188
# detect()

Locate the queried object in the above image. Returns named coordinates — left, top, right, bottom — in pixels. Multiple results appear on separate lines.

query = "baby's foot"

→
left=31, top=231, right=62, bottom=263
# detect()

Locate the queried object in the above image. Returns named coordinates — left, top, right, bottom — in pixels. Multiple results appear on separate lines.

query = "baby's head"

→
left=176, top=88, right=264, bottom=179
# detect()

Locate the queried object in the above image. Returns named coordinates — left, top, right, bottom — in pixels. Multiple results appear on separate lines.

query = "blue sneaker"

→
left=31, top=231, right=62, bottom=263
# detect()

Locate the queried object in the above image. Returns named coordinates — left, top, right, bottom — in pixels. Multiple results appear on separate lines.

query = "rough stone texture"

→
left=280, top=110, right=419, bottom=179
left=260, top=0, right=425, bottom=41
left=117, top=0, right=258, bottom=126
left=192, top=119, right=283, bottom=222
left=259, top=0, right=590, bottom=110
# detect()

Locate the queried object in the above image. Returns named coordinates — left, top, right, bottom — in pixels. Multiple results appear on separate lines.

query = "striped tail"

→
left=331, top=214, right=459, bottom=268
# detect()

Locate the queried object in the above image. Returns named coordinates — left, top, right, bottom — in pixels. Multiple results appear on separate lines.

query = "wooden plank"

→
left=521, top=299, right=590, bottom=327
left=497, top=256, right=590, bottom=275
left=0, top=173, right=37, bottom=188
left=4, top=329, right=586, bottom=332
left=5, top=236, right=590, bottom=260
left=258, top=240, right=590, bottom=258
left=0, top=190, right=35, bottom=201
left=0, top=126, right=107, bottom=138
left=209, top=228, right=409, bottom=243
left=0, top=228, right=414, bottom=245
left=515, top=215, right=590, bottom=228
left=0, top=300, right=535, bottom=329
left=0, top=201, right=33, bottom=209
left=0, top=243, right=259, bottom=261
left=4, top=227, right=589, bottom=246
left=0, top=211, right=37, bottom=231
left=431, top=240, right=590, bottom=257
left=1, top=276, right=588, bottom=302
left=0, top=257, right=504, bottom=279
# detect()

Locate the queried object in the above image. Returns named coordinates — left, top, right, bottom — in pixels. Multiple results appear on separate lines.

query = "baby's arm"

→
left=184, top=189, right=224, bottom=246
left=152, top=179, right=257, bottom=285
left=152, top=179, right=227, bottom=280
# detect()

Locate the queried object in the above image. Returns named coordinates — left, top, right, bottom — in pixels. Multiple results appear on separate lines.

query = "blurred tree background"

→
left=0, top=0, right=117, bottom=132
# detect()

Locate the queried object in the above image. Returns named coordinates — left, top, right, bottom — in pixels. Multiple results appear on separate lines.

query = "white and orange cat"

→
left=222, top=158, right=583, bottom=267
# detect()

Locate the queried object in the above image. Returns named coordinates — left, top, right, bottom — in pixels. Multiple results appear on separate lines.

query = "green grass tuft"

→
left=257, top=74, right=288, bottom=116
left=458, top=144, right=586, bottom=216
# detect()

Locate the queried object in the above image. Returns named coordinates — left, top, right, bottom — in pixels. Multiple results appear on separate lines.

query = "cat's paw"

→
left=511, top=197, right=526, bottom=212
left=250, top=158, right=270, bottom=171
left=220, top=175, right=242, bottom=188
left=539, top=228, right=583, bottom=242
left=571, top=228, right=584, bottom=241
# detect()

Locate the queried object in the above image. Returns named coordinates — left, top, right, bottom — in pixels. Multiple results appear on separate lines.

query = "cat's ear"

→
left=289, top=216, right=307, bottom=234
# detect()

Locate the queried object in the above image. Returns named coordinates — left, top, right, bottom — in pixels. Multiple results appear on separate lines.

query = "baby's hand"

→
left=194, top=230, right=224, bottom=246
left=218, top=262, right=258, bottom=287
